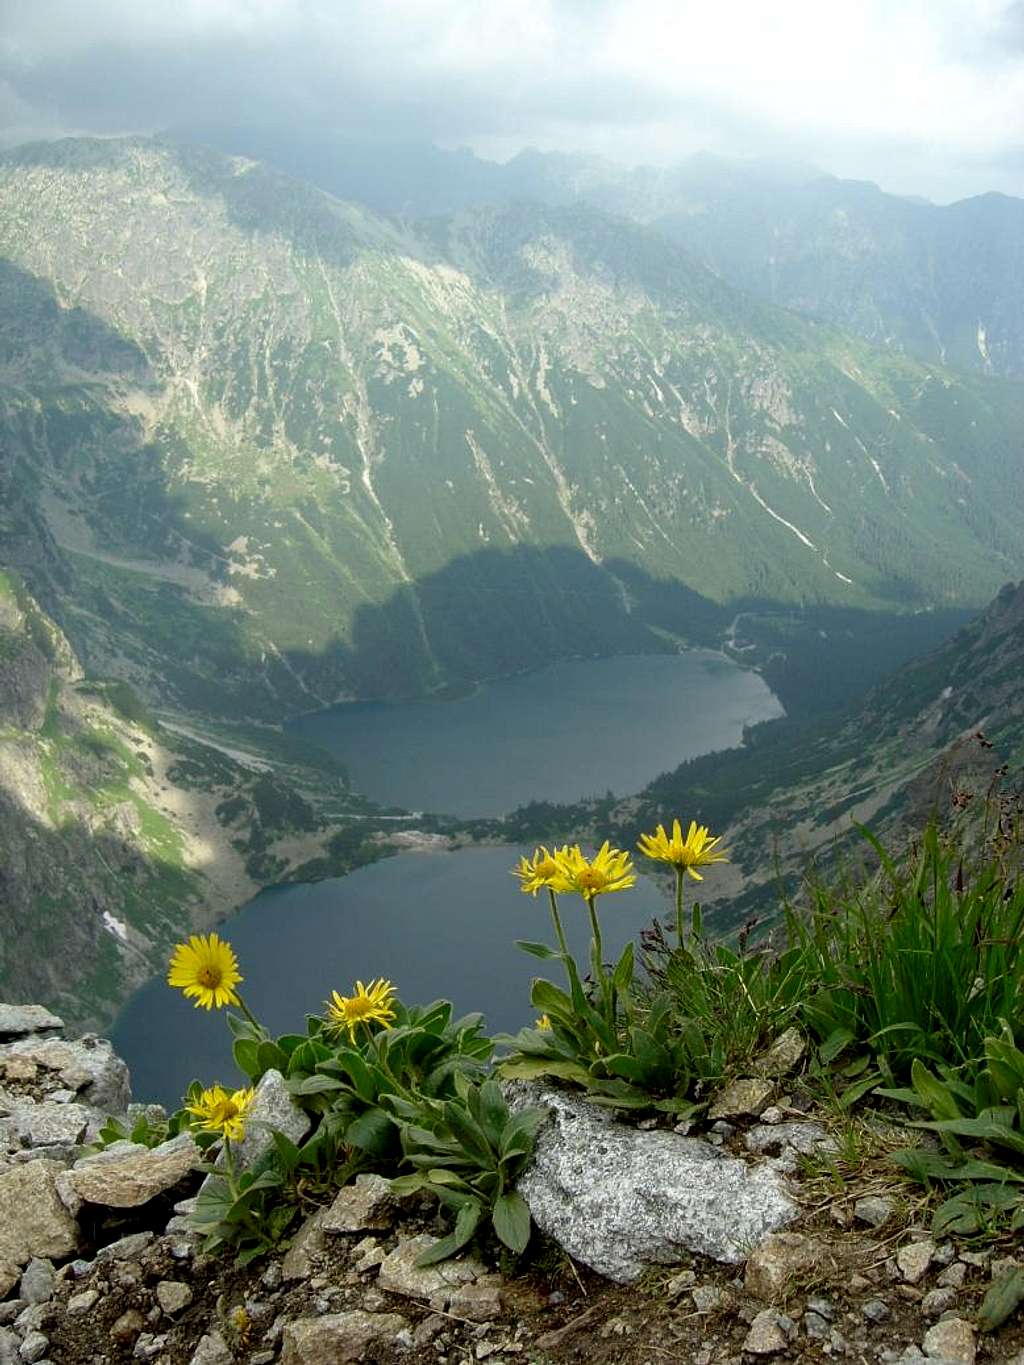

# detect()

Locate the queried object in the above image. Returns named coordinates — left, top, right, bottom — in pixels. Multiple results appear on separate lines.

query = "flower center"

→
left=577, top=867, right=607, bottom=893
left=197, top=965, right=223, bottom=988
left=346, top=997, right=375, bottom=1020
left=535, top=858, right=558, bottom=879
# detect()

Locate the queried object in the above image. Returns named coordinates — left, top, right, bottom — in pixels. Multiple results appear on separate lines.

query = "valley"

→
left=0, top=134, right=1022, bottom=1034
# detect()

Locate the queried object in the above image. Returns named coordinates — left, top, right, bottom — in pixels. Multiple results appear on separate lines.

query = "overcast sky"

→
left=1, top=0, right=1022, bottom=203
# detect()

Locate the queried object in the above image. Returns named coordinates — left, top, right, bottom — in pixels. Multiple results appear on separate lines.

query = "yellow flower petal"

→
left=324, top=977, right=397, bottom=1043
left=637, top=817, right=729, bottom=876
left=167, top=933, right=243, bottom=1010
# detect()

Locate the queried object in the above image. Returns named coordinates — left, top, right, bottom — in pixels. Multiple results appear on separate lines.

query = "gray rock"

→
left=744, top=1309, right=789, bottom=1355
left=854, top=1196, right=894, bottom=1228
left=937, top=1262, right=967, bottom=1289
left=666, top=1270, right=696, bottom=1297
left=862, top=1298, right=890, bottom=1322
left=0, top=1331, right=15, bottom=1365
left=745, top=1234, right=831, bottom=1303
left=446, top=1282, right=504, bottom=1322
left=234, top=1069, right=310, bottom=1172
left=188, top=1330, right=235, bottom=1365
left=754, top=1028, right=806, bottom=1077
left=17, top=1261, right=53, bottom=1306
left=13, top=1097, right=94, bottom=1152
left=745, top=1122, right=837, bottom=1158
left=281, top=1311, right=409, bottom=1364
left=17, top=1331, right=48, bottom=1364
left=15, top=1304, right=54, bottom=1334
left=515, top=1087, right=797, bottom=1282
left=0, top=1162, right=80, bottom=1267
left=12, top=1103, right=92, bottom=1150
left=155, top=1280, right=193, bottom=1315
left=691, top=1285, right=728, bottom=1313
left=321, top=1174, right=395, bottom=1234
left=377, top=1235, right=486, bottom=1302
left=66, top=1290, right=99, bottom=1315
left=803, top=1311, right=830, bottom=1339
left=282, top=1209, right=328, bottom=1281
left=95, top=1232, right=154, bottom=1262
left=2, top=1037, right=129, bottom=1113
left=922, top=1287, right=958, bottom=1317
left=897, top=1240, right=935, bottom=1284
left=708, top=1078, right=774, bottom=1120
left=0, top=1008, right=63, bottom=1040
left=922, top=1317, right=976, bottom=1363
left=64, top=1133, right=199, bottom=1207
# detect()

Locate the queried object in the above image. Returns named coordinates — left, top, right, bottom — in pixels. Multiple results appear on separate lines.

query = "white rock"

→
left=377, top=1236, right=485, bottom=1302
left=897, top=1239, right=935, bottom=1285
left=744, top=1309, right=789, bottom=1354
left=515, top=1087, right=797, bottom=1282
left=0, top=1161, right=80, bottom=1267
left=922, top=1316, right=976, bottom=1363
left=65, top=1134, right=199, bottom=1208
left=281, top=1311, right=408, bottom=1364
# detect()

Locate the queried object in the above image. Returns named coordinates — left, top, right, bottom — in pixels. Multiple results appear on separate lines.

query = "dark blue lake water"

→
left=290, top=651, right=782, bottom=816
left=114, top=651, right=782, bottom=1106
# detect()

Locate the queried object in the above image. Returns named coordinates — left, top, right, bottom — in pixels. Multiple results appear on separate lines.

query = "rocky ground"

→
left=0, top=1006, right=1022, bottom=1365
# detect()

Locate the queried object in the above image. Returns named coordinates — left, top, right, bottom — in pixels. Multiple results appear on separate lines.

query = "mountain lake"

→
left=114, top=651, right=783, bottom=1104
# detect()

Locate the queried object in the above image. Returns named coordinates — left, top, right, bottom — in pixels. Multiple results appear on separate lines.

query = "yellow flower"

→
left=325, top=978, right=397, bottom=1042
left=167, top=933, right=243, bottom=1010
left=535, top=1014, right=552, bottom=1030
left=637, top=818, right=729, bottom=881
left=513, top=846, right=566, bottom=895
left=186, top=1084, right=255, bottom=1142
left=552, top=841, right=636, bottom=899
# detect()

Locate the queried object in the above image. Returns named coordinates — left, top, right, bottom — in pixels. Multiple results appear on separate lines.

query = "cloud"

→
left=1, top=0, right=1022, bottom=201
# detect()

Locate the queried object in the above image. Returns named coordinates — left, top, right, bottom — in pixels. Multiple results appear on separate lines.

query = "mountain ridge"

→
left=2, top=135, right=1023, bottom=717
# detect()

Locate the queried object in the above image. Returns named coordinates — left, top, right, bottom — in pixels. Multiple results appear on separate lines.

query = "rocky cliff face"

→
left=0, top=572, right=353, bottom=1031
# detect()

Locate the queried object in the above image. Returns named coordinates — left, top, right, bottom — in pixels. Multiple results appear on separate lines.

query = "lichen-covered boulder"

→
left=514, top=1087, right=798, bottom=1282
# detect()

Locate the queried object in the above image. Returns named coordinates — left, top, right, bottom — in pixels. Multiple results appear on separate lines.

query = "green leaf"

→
left=491, top=1191, right=531, bottom=1253
left=910, top=1057, right=964, bottom=1121
left=978, top=1269, right=1024, bottom=1333
left=346, top=1107, right=397, bottom=1155
left=529, top=979, right=576, bottom=1023
left=818, top=1028, right=854, bottom=1065
left=290, top=1074, right=347, bottom=1096
left=497, top=1056, right=591, bottom=1085
left=256, top=1040, right=288, bottom=1075
left=515, top=940, right=560, bottom=960
left=612, top=941, right=635, bottom=992
left=232, top=1038, right=261, bottom=1080
left=270, top=1131, right=301, bottom=1172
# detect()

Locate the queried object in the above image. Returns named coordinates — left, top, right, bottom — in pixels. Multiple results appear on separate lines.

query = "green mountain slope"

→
left=171, top=131, right=1024, bottom=377
left=2, top=137, right=1023, bottom=714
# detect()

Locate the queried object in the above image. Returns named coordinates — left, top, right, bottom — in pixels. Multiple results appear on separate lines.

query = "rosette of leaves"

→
left=883, top=1023, right=1024, bottom=1235
left=388, top=1077, right=548, bottom=1263
left=497, top=943, right=698, bottom=1117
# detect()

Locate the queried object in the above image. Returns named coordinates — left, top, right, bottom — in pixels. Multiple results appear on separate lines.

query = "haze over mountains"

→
left=177, top=128, right=1024, bottom=378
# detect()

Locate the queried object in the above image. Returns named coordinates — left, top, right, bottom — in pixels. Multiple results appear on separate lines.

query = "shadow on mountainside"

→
left=0, top=260, right=977, bottom=724
left=0, top=262, right=319, bottom=717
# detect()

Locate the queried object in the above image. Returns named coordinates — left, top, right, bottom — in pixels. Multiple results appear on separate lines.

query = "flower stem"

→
left=675, top=866, right=685, bottom=950
left=547, top=888, right=571, bottom=961
left=586, top=895, right=604, bottom=974
left=234, top=992, right=266, bottom=1036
